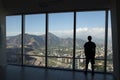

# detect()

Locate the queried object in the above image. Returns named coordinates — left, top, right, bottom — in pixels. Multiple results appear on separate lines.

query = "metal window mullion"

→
left=104, top=10, right=108, bottom=73
left=45, top=13, right=48, bottom=68
left=21, top=14, right=25, bottom=66
left=73, top=11, right=76, bottom=70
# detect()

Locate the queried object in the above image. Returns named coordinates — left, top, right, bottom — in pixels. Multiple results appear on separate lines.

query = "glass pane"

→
left=94, top=60, right=104, bottom=71
left=24, top=55, right=45, bottom=66
left=107, top=11, right=113, bottom=72
left=48, top=12, right=73, bottom=69
left=48, top=57, right=72, bottom=69
left=75, top=59, right=104, bottom=72
left=76, top=11, right=105, bottom=71
left=107, top=60, right=113, bottom=72
left=75, top=59, right=85, bottom=70
left=7, top=54, right=22, bottom=65
left=6, top=15, right=22, bottom=64
left=24, top=14, right=45, bottom=67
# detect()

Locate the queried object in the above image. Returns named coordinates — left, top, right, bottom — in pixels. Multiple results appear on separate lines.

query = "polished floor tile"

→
left=0, top=65, right=115, bottom=80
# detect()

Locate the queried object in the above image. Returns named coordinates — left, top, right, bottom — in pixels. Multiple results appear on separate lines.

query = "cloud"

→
left=76, top=27, right=88, bottom=32
left=51, top=27, right=112, bottom=40
left=6, top=32, right=20, bottom=36
left=76, top=27, right=105, bottom=38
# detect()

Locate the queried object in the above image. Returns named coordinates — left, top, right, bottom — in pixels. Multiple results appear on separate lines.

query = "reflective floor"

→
left=0, top=65, right=115, bottom=80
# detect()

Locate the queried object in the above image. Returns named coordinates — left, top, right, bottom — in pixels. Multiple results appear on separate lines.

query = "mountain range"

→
left=6, top=33, right=86, bottom=49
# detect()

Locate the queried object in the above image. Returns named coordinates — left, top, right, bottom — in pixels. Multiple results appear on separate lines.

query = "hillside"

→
left=6, top=33, right=86, bottom=49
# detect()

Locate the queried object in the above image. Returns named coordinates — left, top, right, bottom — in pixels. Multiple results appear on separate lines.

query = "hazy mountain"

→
left=6, top=33, right=86, bottom=49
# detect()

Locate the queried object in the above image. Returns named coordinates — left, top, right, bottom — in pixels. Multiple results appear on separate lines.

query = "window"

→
left=6, top=10, right=112, bottom=73
left=48, top=13, right=74, bottom=69
left=75, top=11, right=105, bottom=72
left=24, top=14, right=46, bottom=67
left=6, top=15, right=22, bottom=65
left=107, top=11, right=113, bottom=72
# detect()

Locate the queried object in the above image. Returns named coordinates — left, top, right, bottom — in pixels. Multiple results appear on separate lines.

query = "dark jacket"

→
left=84, top=41, right=96, bottom=58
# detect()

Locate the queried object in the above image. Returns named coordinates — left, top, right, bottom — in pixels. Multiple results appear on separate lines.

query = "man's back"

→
left=84, top=41, right=96, bottom=58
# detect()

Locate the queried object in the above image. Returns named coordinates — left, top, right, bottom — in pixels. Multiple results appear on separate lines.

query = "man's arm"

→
left=84, top=43, right=87, bottom=56
left=94, top=43, right=96, bottom=57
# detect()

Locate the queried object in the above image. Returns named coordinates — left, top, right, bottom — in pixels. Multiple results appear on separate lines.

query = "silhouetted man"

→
left=84, top=36, right=96, bottom=75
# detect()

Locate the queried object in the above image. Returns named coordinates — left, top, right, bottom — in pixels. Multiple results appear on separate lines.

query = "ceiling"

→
left=1, top=0, right=111, bottom=15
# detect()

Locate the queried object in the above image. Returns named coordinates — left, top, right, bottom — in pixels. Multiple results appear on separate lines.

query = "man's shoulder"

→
left=84, top=42, right=96, bottom=46
left=84, top=42, right=89, bottom=46
left=91, top=41, right=95, bottom=44
left=91, top=42, right=96, bottom=47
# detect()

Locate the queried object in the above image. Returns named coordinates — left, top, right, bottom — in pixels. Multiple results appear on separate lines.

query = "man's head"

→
left=88, top=36, right=92, bottom=41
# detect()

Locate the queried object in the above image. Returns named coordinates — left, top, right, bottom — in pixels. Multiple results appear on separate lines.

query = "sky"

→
left=6, top=11, right=111, bottom=41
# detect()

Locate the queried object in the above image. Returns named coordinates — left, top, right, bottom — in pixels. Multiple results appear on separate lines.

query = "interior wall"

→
left=111, top=0, right=120, bottom=80
left=0, top=0, right=7, bottom=67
